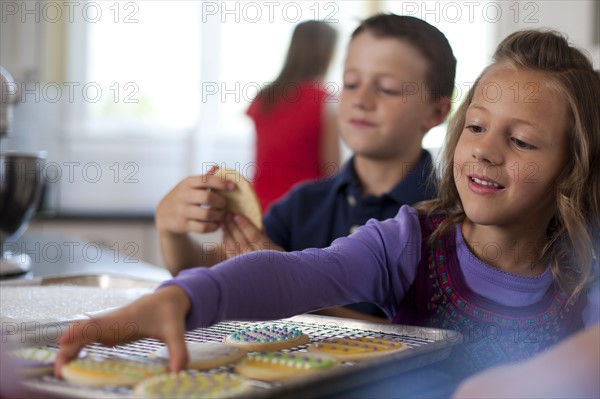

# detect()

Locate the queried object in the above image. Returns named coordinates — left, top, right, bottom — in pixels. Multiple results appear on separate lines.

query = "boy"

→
left=155, top=14, right=456, bottom=321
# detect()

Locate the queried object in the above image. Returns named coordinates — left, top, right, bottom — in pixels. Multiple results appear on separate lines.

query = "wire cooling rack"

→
left=20, top=314, right=460, bottom=399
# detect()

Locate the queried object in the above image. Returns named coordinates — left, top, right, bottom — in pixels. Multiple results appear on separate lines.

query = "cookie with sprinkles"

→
left=10, top=347, right=58, bottom=377
left=61, top=358, right=167, bottom=387
left=307, top=337, right=408, bottom=361
left=134, top=371, right=251, bottom=399
left=234, top=351, right=338, bottom=381
left=151, top=342, right=246, bottom=370
left=224, top=324, right=309, bottom=351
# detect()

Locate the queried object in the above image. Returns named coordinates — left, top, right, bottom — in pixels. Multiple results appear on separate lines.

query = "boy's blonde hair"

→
left=419, top=30, right=600, bottom=298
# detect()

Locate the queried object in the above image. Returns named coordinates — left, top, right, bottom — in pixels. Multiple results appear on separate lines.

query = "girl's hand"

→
left=54, top=285, right=191, bottom=377
left=155, top=168, right=236, bottom=235
left=222, top=214, right=283, bottom=258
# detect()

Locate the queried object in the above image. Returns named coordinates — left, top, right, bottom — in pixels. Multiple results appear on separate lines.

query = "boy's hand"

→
left=222, top=214, right=282, bottom=258
left=155, top=168, right=236, bottom=235
left=55, top=285, right=191, bottom=377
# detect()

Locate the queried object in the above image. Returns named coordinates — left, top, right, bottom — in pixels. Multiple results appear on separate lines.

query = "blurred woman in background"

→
left=246, top=20, right=339, bottom=212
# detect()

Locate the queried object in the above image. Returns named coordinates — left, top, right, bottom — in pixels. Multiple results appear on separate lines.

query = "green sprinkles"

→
left=230, top=325, right=302, bottom=343
left=249, top=351, right=337, bottom=369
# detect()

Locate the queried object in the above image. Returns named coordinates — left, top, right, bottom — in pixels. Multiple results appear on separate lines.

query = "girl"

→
left=246, top=20, right=339, bottom=212
left=56, top=29, right=599, bottom=378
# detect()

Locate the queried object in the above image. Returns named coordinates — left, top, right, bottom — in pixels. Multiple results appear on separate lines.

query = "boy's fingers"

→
left=233, top=214, right=265, bottom=244
left=222, top=220, right=243, bottom=258
left=186, top=175, right=234, bottom=191
left=221, top=221, right=233, bottom=245
left=226, top=215, right=248, bottom=246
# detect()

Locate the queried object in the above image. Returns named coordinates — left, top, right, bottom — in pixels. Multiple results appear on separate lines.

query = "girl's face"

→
left=338, top=32, right=443, bottom=162
left=453, top=66, right=570, bottom=230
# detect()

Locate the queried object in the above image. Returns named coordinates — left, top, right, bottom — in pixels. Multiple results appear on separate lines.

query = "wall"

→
left=495, top=1, right=599, bottom=67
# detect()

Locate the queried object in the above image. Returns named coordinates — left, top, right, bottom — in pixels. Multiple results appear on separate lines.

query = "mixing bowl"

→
left=0, top=151, right=46, bottom=275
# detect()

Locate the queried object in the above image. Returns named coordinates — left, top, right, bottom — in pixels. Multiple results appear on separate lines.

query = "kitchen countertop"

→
left=2, top=232, right=171, bottom=282
left=33, top=210, right=156, bottom=222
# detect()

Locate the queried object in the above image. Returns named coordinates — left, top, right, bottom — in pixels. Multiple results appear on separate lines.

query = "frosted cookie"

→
left=134, top=371, right=250, bottom=398
left=307, top=337, right=408, bottom=361
left=151, top=342, right=246, bottom=370
left=10, top=347, right=57, bottom=377
left=214, top=168, right=262, bottom=229
left=224, top=325, right=309, bottom=352
left=61, top=358, right=166, bottom=387
left=235, top=351, right=338, bottom=381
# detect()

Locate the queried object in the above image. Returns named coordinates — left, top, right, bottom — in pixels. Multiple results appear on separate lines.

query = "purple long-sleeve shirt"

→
left=160, top=206, right=600, bottom=330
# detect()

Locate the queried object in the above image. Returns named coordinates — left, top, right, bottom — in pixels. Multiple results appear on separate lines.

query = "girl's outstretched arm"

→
left=161, top=206, right=421, bottom=330
left=55, top=285, right=191, bottom=376
left=56, top=206, right=421, bottom=375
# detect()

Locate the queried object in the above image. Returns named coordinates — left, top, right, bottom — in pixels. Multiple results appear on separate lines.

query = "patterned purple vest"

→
left=393, top=215, right=586, bottom=374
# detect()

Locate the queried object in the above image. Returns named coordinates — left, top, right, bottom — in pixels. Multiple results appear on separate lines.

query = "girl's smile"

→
left=467, top=174, right=505, bottom=195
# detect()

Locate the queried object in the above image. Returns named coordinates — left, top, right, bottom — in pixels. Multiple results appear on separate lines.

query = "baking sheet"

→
left=3, top=275, right=461, bottom=398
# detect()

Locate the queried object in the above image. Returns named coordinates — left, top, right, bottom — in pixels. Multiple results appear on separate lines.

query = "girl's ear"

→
left=423, top=97, right=452, bottom=132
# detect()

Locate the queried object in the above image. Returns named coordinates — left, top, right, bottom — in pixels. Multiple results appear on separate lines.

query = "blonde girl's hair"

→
left=418, top=30, right=600, bottom=298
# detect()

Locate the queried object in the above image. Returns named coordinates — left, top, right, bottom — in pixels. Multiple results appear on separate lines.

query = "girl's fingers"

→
left=162, top=328, right=189, bottom=373
left=54, top=320, right=99, bottom=377
left=54, top=286, right=192, bottom=377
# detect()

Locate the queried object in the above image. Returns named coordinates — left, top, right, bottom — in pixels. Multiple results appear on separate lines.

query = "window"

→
left=83, top=1, right=202, bottom=134
left=57, top=1, right=206, bottom=213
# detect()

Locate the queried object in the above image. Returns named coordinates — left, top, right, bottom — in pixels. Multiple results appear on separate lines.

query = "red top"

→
left=247, top=80, right=331, bottom=213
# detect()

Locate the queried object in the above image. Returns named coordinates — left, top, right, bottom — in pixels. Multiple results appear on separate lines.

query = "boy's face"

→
left=339, top=32, right=440, bottom=162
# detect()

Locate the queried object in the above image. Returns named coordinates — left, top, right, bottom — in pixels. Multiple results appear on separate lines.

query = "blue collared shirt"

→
left=264, top=150, right=436, bottom=251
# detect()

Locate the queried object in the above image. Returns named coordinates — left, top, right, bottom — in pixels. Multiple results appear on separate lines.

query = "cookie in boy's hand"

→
left=223, top=324, right=309, bottom=352
left=61, top=357, right=166, bottom=387
left=134, top=371, right=251, bottom=399
left=151, top=342, right=246, bottom=370
left=307, top=337, right=408, bottom=361
left=214, top=168, right=263, bottom=229
left=234, top=351, right=338, bottom=381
